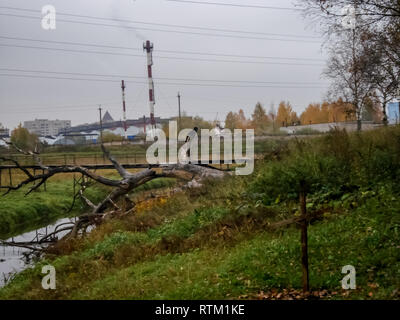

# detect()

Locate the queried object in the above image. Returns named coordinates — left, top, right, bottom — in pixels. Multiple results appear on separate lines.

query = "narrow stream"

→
left=0, top=216, right=77, bottom=288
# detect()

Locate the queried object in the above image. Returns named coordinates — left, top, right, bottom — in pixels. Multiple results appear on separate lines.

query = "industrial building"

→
left=24, top=119, right=71, bottom=136
left=58, top=111, right=166, bottom=145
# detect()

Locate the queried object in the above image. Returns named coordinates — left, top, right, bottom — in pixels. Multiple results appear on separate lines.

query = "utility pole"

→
left=121, top=80, right=128, bottom=140
left=98, top=105, right=103, bottom=143
left=177, top=92, right=181, bottom=131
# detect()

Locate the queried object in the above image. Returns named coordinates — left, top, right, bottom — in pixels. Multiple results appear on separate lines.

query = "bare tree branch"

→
left=100, top=143, right=132, bottom=179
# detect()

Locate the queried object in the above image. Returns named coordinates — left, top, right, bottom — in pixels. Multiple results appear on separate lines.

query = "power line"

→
left=0, top=12, right=321, bottom=43
left=2, top=105, right=120, bottom=113
left=0, top=73, right=327, bottom=88
left=0, top=6, right=316, bottom=39
left=0, top=44, right=324, bottom=66
left=0, top=67, right=326, bottom=85
left=0, top=43, right=142, bottom=58
left=0, top=73, right=123, bottom=83
left=0, top=36, right=325, bottom=62
left=165, top=0, right=302, bottom=11
left=1, top=88, right=147, bottom=113
left=0, top=35, right=143, bottom=52
left=0, top=101, right=125, bottom=114
left=1, top=100, right=121, bottom=110
left=155, top=49, right=325, bottom=62
left=0, top=67, right=145, bottom=80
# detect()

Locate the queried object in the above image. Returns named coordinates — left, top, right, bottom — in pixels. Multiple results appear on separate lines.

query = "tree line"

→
left=224, top=98, right=381, bottom=135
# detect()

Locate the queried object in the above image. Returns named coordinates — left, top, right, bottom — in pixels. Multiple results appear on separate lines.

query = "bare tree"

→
left=300, top=0, right=400, bottom=127
left=299, top=0, right=400, bottom=32
left=324, top=29, right=376, bottom=130
left=0, top=139, right=228, bottom=240
left=366, top=32, right=400, bottom=124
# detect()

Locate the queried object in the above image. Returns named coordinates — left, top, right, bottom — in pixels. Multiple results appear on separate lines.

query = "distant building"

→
left=387, top=102, right=400, bottom=125
left=53, top=137, right=76, bottom=146
left=65, top=111, right=167, bottom=143
left=102, top=111, right=114, bottom=123
left=0, top=122, right=10, bottom=138
left=24, top=119, right=71, bottom=136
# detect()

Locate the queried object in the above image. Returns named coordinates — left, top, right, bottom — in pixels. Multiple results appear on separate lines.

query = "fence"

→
left=0, top=152, right=148, bottom=167
left=0, top=154, right=241, bottom=189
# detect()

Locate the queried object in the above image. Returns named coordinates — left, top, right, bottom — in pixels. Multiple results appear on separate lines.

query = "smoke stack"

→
left=121, top=80, right=127, bottom=140
left=143, top=40, right=156, bottom=132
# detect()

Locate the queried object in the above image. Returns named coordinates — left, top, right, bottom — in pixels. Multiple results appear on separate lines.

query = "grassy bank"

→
left=0, top=170, right=175, bottom=240
left=0, top=178, right=109, bottom=239
left=0, top=127, right=399, bottom=299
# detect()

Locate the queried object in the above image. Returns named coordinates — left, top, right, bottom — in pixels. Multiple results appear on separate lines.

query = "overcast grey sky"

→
left=0, top=0, right=328, bottom=130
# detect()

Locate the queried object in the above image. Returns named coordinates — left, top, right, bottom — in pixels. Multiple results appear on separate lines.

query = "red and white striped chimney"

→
left=143, top=40, right=156, bottom=132
left=121, top=80, right=127, bottom=140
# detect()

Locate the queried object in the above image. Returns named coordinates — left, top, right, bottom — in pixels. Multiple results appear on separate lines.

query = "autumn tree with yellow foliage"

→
left=224, top=103, right=273, bottom=135
left=276, top=101, right=299, bottom=127
left=225, top=109, right=249, bottom=130
left=162, top=115, right=214, bottom=138
left=10, top=124, right=39, bottom=150
left=251, top=103, right=270, bottom=134
left=299, top=99, right=378, bottom=125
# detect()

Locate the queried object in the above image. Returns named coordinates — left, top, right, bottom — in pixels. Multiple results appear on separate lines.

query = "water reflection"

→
left=0, top=217, right=77, bottom=287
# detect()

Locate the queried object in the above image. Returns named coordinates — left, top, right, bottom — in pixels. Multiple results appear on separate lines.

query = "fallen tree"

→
left=0, top=139, right=229, bottom=241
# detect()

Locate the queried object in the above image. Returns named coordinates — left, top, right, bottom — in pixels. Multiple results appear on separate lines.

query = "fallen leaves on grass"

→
left=240, top=289, right=340, bottom=300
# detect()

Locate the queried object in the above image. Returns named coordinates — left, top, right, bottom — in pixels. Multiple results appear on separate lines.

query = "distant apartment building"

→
left=0, top=122, right=10, bottom=137
left=24, top=119, right=71, bottom=136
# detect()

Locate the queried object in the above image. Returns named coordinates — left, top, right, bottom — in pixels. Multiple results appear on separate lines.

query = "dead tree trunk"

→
left=0, top=139, right=229, bottom=239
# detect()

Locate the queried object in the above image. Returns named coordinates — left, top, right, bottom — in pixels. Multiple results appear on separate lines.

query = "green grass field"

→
left=0, top=171, right=176, bottom=240
left=0, top=175, right=399, bottom=299
left=0, top=127, right=399, bottom=300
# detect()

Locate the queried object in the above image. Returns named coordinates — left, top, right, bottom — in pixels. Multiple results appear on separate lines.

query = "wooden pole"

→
left=73, top=175, right=76, bottom=201
left=299, top=186, right=309, bottom=293
left=177, top=92, right=181, bottom=132
left=99, top=106, right=103, bottom=143
left=43, top=169, right=47, bottom=191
